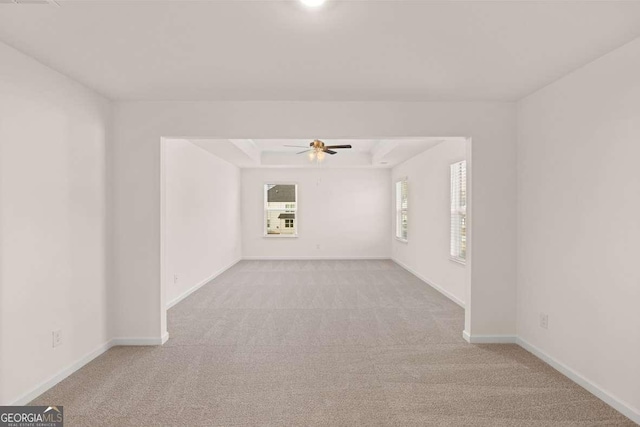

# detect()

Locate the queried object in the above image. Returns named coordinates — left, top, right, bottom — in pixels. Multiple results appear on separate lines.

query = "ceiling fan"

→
left=284, top=139, right=352, bottom=161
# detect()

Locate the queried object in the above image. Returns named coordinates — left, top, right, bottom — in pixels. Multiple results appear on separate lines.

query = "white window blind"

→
left=264, top=184, right=297, bottom=236
left=395, top=179, right=408, bottom=241
left=450, top=161, right=467, bottom=263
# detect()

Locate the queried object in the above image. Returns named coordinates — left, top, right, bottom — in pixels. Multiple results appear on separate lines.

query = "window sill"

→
left=264, top=234, right=298, bottom=238
left=395, top=237, right=408, bottom=244
left=449, top=257, right=466, bottom=266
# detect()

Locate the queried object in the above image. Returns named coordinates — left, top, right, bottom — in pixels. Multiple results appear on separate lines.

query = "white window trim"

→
left=264, top=183, right=298, bottom=238
left=449, top=255, right=466, bottom=265
left=450, top=161, right=467, bottom=265
left=395, top=178, right=408, bottom=242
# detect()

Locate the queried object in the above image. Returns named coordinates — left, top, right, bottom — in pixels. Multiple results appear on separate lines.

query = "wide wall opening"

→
left=160, top=137, right=471, bottom=341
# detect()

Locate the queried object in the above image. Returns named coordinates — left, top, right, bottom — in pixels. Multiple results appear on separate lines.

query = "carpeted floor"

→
left=31, top=260, right=634, bottom=425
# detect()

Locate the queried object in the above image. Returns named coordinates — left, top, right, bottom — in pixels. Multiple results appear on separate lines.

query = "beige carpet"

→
left=31, top=260, right=634, bottom=426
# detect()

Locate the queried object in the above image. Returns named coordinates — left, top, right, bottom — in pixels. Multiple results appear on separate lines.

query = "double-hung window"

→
left=450, top=161, right=467, bottom=263
left=264, top=184, right=297, bottom=236
left=395, top=179, right=408, bottom=241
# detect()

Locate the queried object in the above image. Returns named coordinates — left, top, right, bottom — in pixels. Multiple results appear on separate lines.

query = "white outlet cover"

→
left=52, top=330, right=62, bottom=347
left=539, top=313, right=549, bottom=329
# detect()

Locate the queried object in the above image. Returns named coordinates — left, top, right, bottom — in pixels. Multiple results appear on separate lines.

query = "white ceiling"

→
left=1, top=1, right=640, bottom=101
left=189, top=138, right=454, bottom=168
left=251, top=139, right=377, bottom=154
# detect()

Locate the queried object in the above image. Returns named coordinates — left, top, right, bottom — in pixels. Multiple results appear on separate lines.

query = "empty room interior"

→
left=0, top=1, right=639, bottom=426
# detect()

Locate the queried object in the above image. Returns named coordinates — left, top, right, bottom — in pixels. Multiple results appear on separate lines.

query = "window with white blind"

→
left=450, top=161, right=467, bottom=263
left=395, top=179, right=408, bottom=241
left=264, top=184, right=297, bottom=237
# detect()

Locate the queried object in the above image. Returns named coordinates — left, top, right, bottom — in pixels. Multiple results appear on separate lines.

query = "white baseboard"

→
left=166, top=258, right=241, bottom=309
left=462, top=331, right=517, bottom=344
left=110, top=335, right=168, bottom=346
left=392, top=258, right=465, bottom=308
left=462, top=334, right=639, bottom=422
left=242, top=256, right=391, bottom=260
left=10, top=334, right=170, bottom=405
left=10, top=340, right=112, bottom=406
left=517, top=337, right=640, bottom=424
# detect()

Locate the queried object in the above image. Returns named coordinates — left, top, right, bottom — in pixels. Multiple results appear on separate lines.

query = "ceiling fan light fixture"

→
left=287, top=139, right=350, bottom=163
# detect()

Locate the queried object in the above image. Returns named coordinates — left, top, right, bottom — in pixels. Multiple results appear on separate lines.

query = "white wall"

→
left=518, top=38, right=640, bottom=420
left=0, top=42, right=112, bottom=404
left=164, top=139, right=241, bottom=306
left=391, top=141, right=467, bottom=306
left=242, top=168, right=390, bottom=259
left=112, top=101, right=517, bottom=341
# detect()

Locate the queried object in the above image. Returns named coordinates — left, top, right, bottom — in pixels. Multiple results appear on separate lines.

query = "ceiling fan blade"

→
left=324, top=145, right=352, bottom=149
left=323, top=149, right=337, bottom=155
left=297, top=149, right=313, bottom=154
left=284, top=145, right=310, bottom=148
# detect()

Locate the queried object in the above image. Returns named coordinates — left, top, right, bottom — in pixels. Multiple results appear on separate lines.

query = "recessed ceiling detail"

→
left=189, top=138, right=462, bottom=169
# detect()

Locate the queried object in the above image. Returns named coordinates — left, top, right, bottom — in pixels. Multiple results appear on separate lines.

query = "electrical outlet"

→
left=174, top=274, right=178, bottom=284
left=539, top=313, right=549, bottom=329
left=52, top=329, right=62, bottom=347
left=316, top=244, right=321, bottom=250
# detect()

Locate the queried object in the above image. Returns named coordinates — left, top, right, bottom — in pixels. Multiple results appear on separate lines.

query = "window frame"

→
left=263, top=183, right=298, bottom=238
left=395, top=178, right=408, bottom=243
left=450, top=161, right=467, bottom=264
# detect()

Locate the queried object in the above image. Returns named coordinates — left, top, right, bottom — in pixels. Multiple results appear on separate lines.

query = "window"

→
left=450, top=161, right=467, bottom=263
left=395, top=179, right=408, bottom=241
left=264, top=184, right=297, bottom=236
